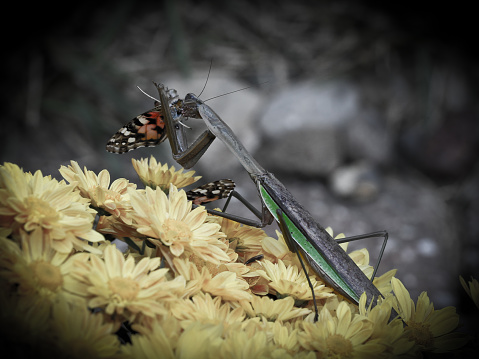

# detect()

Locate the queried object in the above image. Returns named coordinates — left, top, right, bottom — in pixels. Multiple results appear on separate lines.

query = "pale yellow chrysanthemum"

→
left=122, top=316, right=182, bottom=359
left=173, top=257, right=251, bottom=301
left=170, top=293, right=245, bottom=329
left=131, top=156, right=201, bottom=192
left=0, top=162, right=104, bottom=253
left=128, top=184, right=230, bottom=265
left=0, top=228, right=86, bottom=306
left=176, top=322, right=225, bottom=358
left=219, top=327, right=274, bottom=359
left=372, top=269, right=396, bottom=297
left=391, top=277, right=468, bottom=354
left=358, top=292, right=415, bottom=356
left=71, top=244, right=182, bottom=322
left=262, top=231, right=296, bottom=263
left=59, top=160, right=136, bottom=220
left=209, top=214, right=269, bottom=255
left=255, top=259, right=334, bottom=302
left=460, top=275, right=479, bottom=309
left=203, top=270, right=252, bottom=302
left=271, top=321, right=304, bottom=357
left=241, top=295, right=311, bottom=322
left=50, top=298, right=122, bottom=359
left=299, top=301, right=385, bottom=358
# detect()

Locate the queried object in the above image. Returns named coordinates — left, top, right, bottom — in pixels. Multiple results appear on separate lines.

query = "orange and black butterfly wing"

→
left=186, top=179, right=235, bottom=205
left=106, top=108, right=167, bottom=154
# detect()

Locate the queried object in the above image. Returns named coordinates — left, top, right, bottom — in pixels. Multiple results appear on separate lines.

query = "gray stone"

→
left=255, top=81, right=360, bottom=177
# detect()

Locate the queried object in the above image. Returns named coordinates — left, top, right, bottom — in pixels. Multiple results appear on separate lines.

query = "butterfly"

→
left=186, top=179, right=235, bottom=205
left=106, top=85, right=188, bottom=154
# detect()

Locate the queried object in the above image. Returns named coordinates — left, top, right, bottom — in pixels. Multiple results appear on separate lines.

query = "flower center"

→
left=406, top=321, right=434, bottom=347
left=326, top=334, right=353, bottom=357
left=24, top=196, right=59, bottom=228
left=161, top=218, right=192, bottom=245
left=31, top=261, right=63, bottom=292
left=108, top=277, right=140, bottom=301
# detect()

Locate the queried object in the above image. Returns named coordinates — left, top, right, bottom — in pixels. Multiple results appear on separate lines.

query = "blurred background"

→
left=2, top=0, right=478, bottom=328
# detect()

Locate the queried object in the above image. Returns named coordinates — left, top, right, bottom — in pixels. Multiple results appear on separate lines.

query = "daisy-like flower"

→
left=241, top=295, right=311, bottom=322
left=0, top=162, right=104, bottom=253
left=270, top=320, right=302, bottom=355
left=391, top=277, right=468, bottom=354
left=255, top=259, right=334, bottom=302
left=50, top=298, right=122, bottom=358
left=71, top=244, right=183, bottom=323
left=128, top=184, right=230, bottom=265
left=176, top=322, right=225, bottom=358
left=0, top=228, right=86, bottom=306
left=131, top=156, right=201, bottom=192
left=460, top=275, right=479, bottom=309
left=122, top=316, right=182, bottom=359
left=173, top=257, right=252, bottom=301
left=261, top=231, right=296, bottom=263
left=299, top=301, right=385, bottom=358
left=358, top=293, right=415, bottom=356
left=219, top=326, right=274, bottom=359
left=209, top=214, right=269, bottom=255
left=170, top=293, right=245, bottom=328
left=59, top=160, right=136, bottom=220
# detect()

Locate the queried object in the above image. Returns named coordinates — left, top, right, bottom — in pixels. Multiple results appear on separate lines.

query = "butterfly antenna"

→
left=198, top=59, right=213, bottom=98
left=204, top=81, right=269, bottom=102
left=136, top=86, right=161, bottom=103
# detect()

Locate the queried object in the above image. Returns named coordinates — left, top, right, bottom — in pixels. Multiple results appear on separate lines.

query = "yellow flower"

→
left=176, top=322, right=225, bottom=358
left=271, top=320, right=302, bottom=355
left=299, top=302, right=385, bottom=358
left=0, top=228, right=86, bottom=306
left=50, top=298, right=122, bottom=358
left=460, top=275, right=479, bottom=309
left=0, top=162, right=104, bottom=253
left=261, top=231, right=295, bottom=263
left=220, top=327, right=273, bottom=359
left=241, top=295, right=311, bottom=322
left=255, top=259, right=334, bottom=302
left=59, top=160, right=136, bottom=220
left=122, top=316, right=182, bottom=359
left=71, top=244, right=182, bottom=322
left=131, top=156, right=201, bottom=192
left=391, top=277, right=468, bottom=353
left=128, top=184, right=230, bottom=264
left=210, top=214, right=269, bottom=255
left=358, top=292, right=415, bottom=356
left=170, top=293, right=245, bottom=328
left=173, top=257, right=251, bottom=301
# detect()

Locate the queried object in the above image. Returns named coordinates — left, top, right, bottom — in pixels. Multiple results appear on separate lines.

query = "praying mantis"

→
left=152, top=83, right=391, bottom=319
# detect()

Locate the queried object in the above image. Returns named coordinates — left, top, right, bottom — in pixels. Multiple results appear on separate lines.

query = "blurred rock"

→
left=255, top=81, right=359, bottom=177
left=329, top=161, right=380, bottom=201
left=399, top=110, right=479, bottom=180
left=343, top=109, right=392, bottom=166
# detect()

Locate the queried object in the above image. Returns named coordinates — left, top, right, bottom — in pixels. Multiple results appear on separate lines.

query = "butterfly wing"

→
left=106, top=108, right=167, bottom=154
left=186, top=179, right=235, bottom=205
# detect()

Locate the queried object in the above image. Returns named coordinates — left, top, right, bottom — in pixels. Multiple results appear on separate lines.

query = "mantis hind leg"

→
left=336, top=231, right=388, bottom=282
left=276, top=208, right=319, bottom=322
